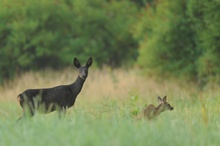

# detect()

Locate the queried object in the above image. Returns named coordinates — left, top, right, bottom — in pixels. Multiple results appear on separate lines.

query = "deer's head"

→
left=74, top=57, right=93, bottom=80
left=158, top=96, right=174, bottom=112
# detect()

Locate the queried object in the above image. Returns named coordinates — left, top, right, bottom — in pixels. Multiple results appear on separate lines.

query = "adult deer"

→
left=17, top=57, right=93, bottom=120
left=144, top=96, right=174, bottom=120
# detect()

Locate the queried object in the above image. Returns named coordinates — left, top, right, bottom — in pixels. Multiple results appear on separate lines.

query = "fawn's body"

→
left=17, top=57, right=92, bottom=120
left=143, top=96, right=173, bottom=120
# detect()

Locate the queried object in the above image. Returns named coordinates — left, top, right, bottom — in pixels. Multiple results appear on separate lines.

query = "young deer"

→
left=17, top=57, right=93, bottom=120
left=144, top=96, right=173, bottom=120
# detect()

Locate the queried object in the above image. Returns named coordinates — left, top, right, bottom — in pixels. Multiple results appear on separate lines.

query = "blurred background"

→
left=0, top=0, right=220, bottom=87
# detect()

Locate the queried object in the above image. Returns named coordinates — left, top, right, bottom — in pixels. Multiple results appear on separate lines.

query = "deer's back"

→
left=144, top=104, right=156, bottom=119
left=18, top=85, right=75, bottom=108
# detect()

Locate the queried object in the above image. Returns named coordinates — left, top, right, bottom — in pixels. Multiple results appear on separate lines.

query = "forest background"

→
left=1, top=0, right=220, bottom=87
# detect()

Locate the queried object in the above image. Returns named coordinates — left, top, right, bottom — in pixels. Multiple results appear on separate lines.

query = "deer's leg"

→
left=17, top=116, right=23, bottom=122
left=17, top=99, right=35, bottom=122
left=58, top=107, right=66, bottom=119
left=22, top=101, right=35, bottom=118
left=17, top=107, right=35, bottom=122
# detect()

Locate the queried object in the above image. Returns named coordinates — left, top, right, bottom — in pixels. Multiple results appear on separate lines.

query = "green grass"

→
left=0, top=95, right=219, bottom=146
left=0, top=69, right=219, bottom=146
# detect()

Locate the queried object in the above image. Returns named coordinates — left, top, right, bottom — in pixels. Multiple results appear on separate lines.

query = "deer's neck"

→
left=154, top=104, right=164, bottom=117
left=70, top=76, right=86, bottom=95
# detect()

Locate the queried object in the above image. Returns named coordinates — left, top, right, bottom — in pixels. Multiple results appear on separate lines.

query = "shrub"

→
left=0, top=0, right=138, bottom=83
left=133, top=0, right=220, bottom=85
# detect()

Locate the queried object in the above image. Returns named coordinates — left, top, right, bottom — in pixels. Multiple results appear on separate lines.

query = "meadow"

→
left=0, top=68, right=219, bottom=146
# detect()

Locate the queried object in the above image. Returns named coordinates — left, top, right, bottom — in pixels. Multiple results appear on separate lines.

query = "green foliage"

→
left=0, top=93, right=220, bottom=146
left=134, top=0, right=220, bottom=85
left=0, top=0, right=138, bottom=83
left=134, top=0, right=197, bottom=78
left=188, top=0, right=220, bottom=84
left=2, top=0, right=220, bottom=85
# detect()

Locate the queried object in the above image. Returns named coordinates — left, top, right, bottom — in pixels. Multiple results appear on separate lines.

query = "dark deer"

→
left=144, top=96, right=173, bottom=120
left=17, top=57, right=93, bottom=120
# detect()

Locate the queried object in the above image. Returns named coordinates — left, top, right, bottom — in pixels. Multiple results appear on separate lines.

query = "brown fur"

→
left=143, top=96, right=173, bottom=120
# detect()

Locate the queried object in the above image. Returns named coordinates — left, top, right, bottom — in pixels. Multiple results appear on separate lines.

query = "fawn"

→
left=17, top=57, right=92, bottom=120
left=144, top=96, right=173, bottom=120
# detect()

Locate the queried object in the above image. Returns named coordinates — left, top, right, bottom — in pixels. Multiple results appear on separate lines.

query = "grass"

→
left=0, top=68, right=219, bottom=146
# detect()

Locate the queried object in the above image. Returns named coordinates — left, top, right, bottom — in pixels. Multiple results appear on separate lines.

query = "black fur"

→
left=17, top=57, right=92, bottom=120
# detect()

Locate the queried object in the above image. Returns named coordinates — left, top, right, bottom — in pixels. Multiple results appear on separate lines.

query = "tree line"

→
left=0, top=0, right=219, bottom=86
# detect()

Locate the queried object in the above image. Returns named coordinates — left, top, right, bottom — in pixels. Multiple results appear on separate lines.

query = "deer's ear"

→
left=157, top=96, right=163, bottom=103
left=86, top=57, right=93, bottom=68
left=73, top=57, right=81, bottom=68
left=163, top=96, right=167, bottom=102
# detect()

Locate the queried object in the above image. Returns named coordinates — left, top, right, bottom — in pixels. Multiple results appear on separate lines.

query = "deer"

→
left=143, top=96, right=173, bottom=120
left=17, top=57, right=93, bottom=120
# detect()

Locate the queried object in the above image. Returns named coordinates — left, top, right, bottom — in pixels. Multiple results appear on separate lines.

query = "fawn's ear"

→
left=157, top=96, right=163, bottom=103
left=86, top=57, right=93, bottom=68
left=73, top=57, right=81, bottom=68
left=163, top=96, right=167, bottom=102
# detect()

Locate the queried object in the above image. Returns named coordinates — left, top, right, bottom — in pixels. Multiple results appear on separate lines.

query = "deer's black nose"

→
left=170, top=107, right=174, bottom=110
left=82, top=75, right=87, bottom=79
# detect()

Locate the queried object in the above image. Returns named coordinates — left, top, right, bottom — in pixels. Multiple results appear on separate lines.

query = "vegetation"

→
left=0, top=1, right=219, bottom=145
left=0, top=69, right=219, bottom=146
left=0, top=0, right=138, bottom=83
left=134, top=0, right=220, bottom=85
left=0, top=0, right=220, bottom=85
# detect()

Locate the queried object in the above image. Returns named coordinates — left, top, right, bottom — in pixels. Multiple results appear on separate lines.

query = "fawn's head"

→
left=157, top=96, right=174, bottom=112
left=74, top=57, right=93, bottom=80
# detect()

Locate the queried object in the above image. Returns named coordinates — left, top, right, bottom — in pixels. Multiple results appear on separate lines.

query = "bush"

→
left=133, top=0, right=220, bottom=85
left=188, top=0, right=220, bottom=84
left=134, top=0, right=197, bottom=77
left=0, top=0, right=138, bottom=83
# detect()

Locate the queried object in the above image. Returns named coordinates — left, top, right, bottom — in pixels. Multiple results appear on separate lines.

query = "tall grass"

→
left=0, top=68, right=219, bottom=146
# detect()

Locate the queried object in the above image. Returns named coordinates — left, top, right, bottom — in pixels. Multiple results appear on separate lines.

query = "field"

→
left=0, top=68, right=219, bottom=146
